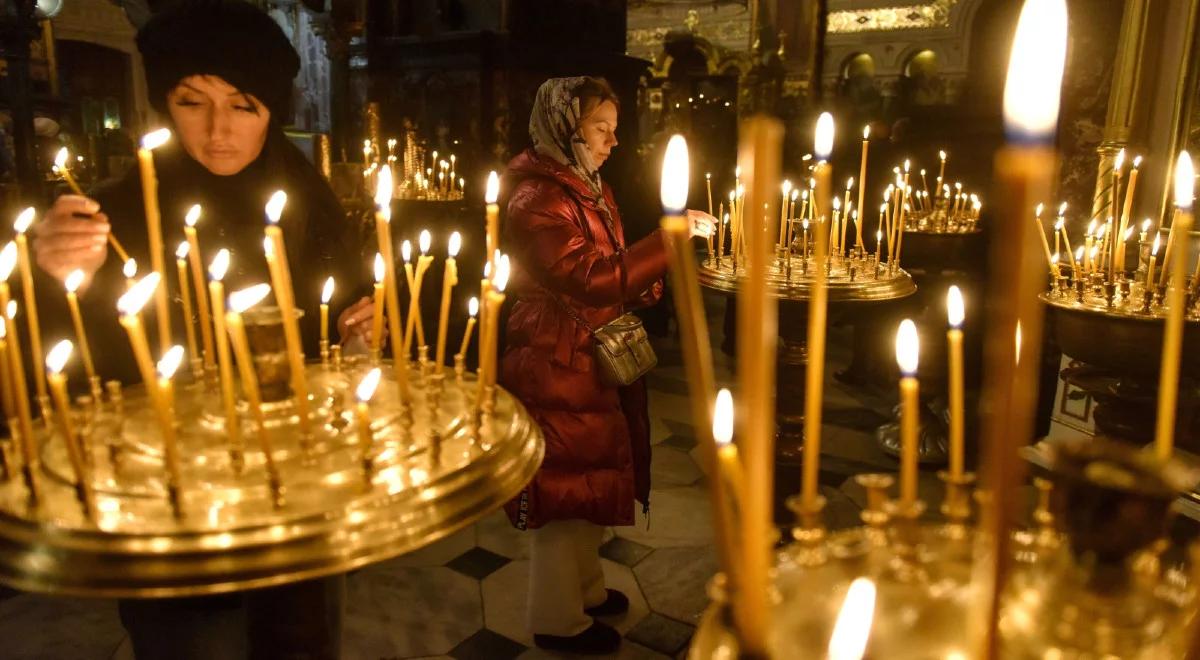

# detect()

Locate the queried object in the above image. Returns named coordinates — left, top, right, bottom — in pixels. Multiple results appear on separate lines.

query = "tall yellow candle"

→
left=485, top=171, right=501, bottom=277
left=320, top=276, right=334, bottom=362
left=803, top=113, right=834, bottom=508
left=936, top=150, right=947, bottom=195
left=208, top=250, right=243, bottom=470
left=711, top=388, right=743, bottom=589
left=370, top=254, right=386, bottom=356
left=174, top=241, right=201, bottom=375
left=183, top=205, right=216, bottom=375
left=457, top=297, right=479, bottom=360
left=1155, top=151, right=1194, bottom=461
left=356, top=367, right=383, bottom=476
left=896, top=320, right=921, bottom=506
left=477, top=256, right=510, bottom=403
left=0, top=244, right=38, bottom=494
left=117, top=273, right=164, bottom=400
left=404, top=231, right=434, bottom=356
left=63, top=270, right=97, bottom=386
left=1146, top=234, right=1161, bottom=290
left=735, top=115, right=783, bottom=657
left=45, top=340, right=93, bottom=511
left=435, top=232, right=461, bottom=370
left=53, top=148, right=130, bottom=261
left=155, top=345, right=187, bottom=517
left=977, top=2, right=1066, bottom=655
left=137, top=128, right=173, bottom=354
left=373, top=167, right=409, bottom=401
left=225, top=284, right=282, bottom=493
left=947, top=286, right=966, bottom=479
left=1117, top=156, right=1141, bottom=271
left=856, top=126, right=870, bottom=250
left=0, top=316, right=14, bottom=420
left=263, top=191, right=312, bottom=439
left=705, top=172, right=714, bottom=217
left=13, top=208, right=47, bottom=407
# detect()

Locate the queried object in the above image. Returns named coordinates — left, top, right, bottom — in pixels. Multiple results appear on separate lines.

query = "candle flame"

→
left=939, top=150, right=947, bottom=161
left=735, top=165, right=741, bottom=179
left=706, top=172, right=711, bottom=180
left=54, top=147, right=68, bottom=170
left=419, top=230, right=431, bottom=254
left=781, top=180, right=792, bottom=195
left=5, top=301, right=14, bottom=319
left=375, top=165, right=394, bottom=221
left=1152, top=233, right=1161, bottom=255
left=228, top=283, right=271, bottom=314
left=140, top=128, right=171, bottom=150
left=1002, top=0, right=1068, bottom=141
left=321, top=277, right=335, bottom=304
left=468, top=296, right=479, bottom=317
left=46, top=339, right=73, bottom=374
left=401, top=240, right=412, bottom=263
left=184, top=204, right=201, bottom=228
left=846, top=177, right=854, bottom=190
left=833, top=197, right=841, bottom=210
left=1058, top=201, right=1068, bottom=216
left=448, top=231, right=462, bottom=258
left=728, top=190, right=735, bottom=203
left=713, top=388, right=734, bottom=445
left=802, top=191, right=808, bottom=200
left=1133, top=155, right=1143, bottom=168
left=118, top=272, right=162, bottom=316
left=827, top=577, right=877, bottom=660
left=804, top=219, right=810, bottom=230
left=265, top=191, right=288, bottom=224
left=920, top=169, right=927, bottom=176
left=1054, top=218, right=1064, bottom=231
left=1075, top=246, right=1085, bottom=261
left=903, top=160, right=910, bottom=173
left=0, top=316, right=6, bottom=339
left=65, top=269, right=84, bottom=293
left=1052, top=252, right=1060, bottom=264
left=863, top=125, right=870, bottom=140
left=1035, top=203, right=1044, bottom=218
left=1086, top=219, right=1097, bottom=236
left=1114, top=148, right=1126, bottom=171
left=1095, top=223, right=1107, bottom=240
left=814, top=112, right=835, bottom=160
left=486, top=171, right=501, bottom=204
left=373, top=253, right=385, bottom=283
left=1016, top=322, right=1023, bottom=364
left=209, top=250, right=229, bottom=281
left=1174, top=151, right=1194, bottom=209
left=12, top=207, right=34, bottom=235
left=124, top=258, right=138, bottom=279
left=660, top=135, right=690, bottom=214
left=1123, top=226, right=1133, bottom=241
left=947, top=286, right=965, bottom=328
left=156, top=345, right=185, bottom=380
left=895, top=319, right=919, bottom=376
left=494, top=254, right=511, bottom=292
left=1142, top=218, right=1152, bottom=232
left=791, top=189, right=799, bottom=201
left=175, top=240, right=190, bottom=260
left=356, top=367, right=382, bottom=403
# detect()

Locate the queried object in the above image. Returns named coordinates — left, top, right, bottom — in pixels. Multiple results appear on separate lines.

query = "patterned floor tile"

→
left=390, top=526, right=478, bottom=568
left=447, top=547, right=513, bottom=580
left=449, top=629, right=528, bottom=660
left=632, top=545, right=718, bottom=624
left=0, top=594, right=126, bottom=660
left=342, top=564, right=482, bottom=658
left=598, top=537, right=654, bottom=568
left=517, top=640, right=670, bottom=659
left=625, top=613, right=695, bottom=656
left=650, top=447, right=702, bottom=488
left=615, top=486, right=713, bottom=548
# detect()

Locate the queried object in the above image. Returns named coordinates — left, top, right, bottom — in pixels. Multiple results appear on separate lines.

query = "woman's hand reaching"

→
left=337, top=296, right=385, bottom=350
left=32, top=195, right=111, bottom=291
left=686, top=210, right=717, bottom=240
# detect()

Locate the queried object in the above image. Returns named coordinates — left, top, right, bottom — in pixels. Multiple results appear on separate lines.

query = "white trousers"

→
left=527, top=519, right=609, bottom=636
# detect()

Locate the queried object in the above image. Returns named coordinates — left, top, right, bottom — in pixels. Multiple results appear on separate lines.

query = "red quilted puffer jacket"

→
left=501, top=148, right=668, bottom=530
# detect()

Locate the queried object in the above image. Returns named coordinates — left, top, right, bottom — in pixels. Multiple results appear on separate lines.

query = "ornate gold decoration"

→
left=827, top=0, right=957, bottom=35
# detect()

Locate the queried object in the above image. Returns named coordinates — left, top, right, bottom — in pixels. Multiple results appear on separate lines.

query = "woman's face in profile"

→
left=578, top=100, right=618, bottom=168
left=166, top=75, right=271, bottom=176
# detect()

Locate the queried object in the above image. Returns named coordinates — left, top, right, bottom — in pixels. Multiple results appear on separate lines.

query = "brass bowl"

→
left=698, top=254, right=916, bottom=303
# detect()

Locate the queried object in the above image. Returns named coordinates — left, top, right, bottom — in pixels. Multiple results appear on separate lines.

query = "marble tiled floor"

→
left=0, top=293, right=945, bottom=659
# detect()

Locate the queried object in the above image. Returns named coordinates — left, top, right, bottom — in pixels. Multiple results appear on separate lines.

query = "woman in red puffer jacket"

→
left=500, top=76, right=714, bottom=655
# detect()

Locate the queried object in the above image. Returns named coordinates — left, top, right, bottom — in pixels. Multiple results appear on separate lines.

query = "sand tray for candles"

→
left=698, top=253, right=916, bottom=302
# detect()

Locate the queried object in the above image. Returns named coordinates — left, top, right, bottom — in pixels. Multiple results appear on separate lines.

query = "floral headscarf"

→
left=528, top=77, right=605, bottom=199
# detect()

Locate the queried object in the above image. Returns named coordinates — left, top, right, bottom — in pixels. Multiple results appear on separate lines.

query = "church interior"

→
left=1, top=0, right=1200, bottom=658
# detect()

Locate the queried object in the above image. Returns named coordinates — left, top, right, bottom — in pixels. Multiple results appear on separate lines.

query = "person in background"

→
left=500, top=76, right=713, bottom=655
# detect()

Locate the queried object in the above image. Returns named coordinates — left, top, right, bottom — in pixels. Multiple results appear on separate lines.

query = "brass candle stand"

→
left=0, top=340, right=543, bottom=598
left=689, top=438, right=1200, bottom=658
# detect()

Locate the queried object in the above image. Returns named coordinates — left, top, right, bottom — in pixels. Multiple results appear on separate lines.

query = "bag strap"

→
left=537, top=281, right=597, bottom=334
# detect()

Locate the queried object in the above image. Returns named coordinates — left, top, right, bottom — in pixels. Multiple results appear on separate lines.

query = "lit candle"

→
left=920, top=168, right=930, bottom=207
left=117, top=273, right=165, bottom=403
left=711, top=388, right=743, bottom=588
left=137, top=128, right=173, bottom=353
left=320, top=276, right=334, bottom=362
left=155, top=345, right=187, bottom=516
left=1033, top=204, right=1056, bottom=278
left=1154, top=151, right=1194, bottom=461
left=0, top=316, right=13, bottom=421
left=373, top=166, right=409, bottom=400
left=458, top=297, right=479, bottom=361
left=53, top=149, right=130, bottom=262
left=263, top=191, right=312, bottom=438
left=979, top=1, right=1068, bottom=651
left=0, top=245, right=37, bottom=493
left=1117, top=156, right=1141, bottom=272
left=225, top=284, right=282, bottom=494
left=856, top=126, right=870, bottom=250
left=404, top=230, right=435, bottom=358
left=779, top=180, right=793, bottom=248
left=207, top=249, right=243, bottom=470
left=841, top=178, right=854, bottom=254
left=174, top=241, right=201, bottom=376
left=44, top=340, right=93, bottom=511
left=827, top=578, right=877, bottom=660
left=896, top=319, right=920, bottom=507
left=477, top=255, right=510, bottom=400
left=123, top=258, right=138, bottom=291
left=946, top=287, right=965, bottom=479
left=370, top=254, right=386, bottom=357
left=803, top=112, right=834, bottom=508
left=63, top=270, right=98, bottom=389
left=183, top=205, right=216, bottom=376
left=435, top=232, right=461, bottom=370
left=936, top=150, right=947, bottom=195
left=356, top=367, right=382, bottom=475
left=1146, top=233, right=1161, bottom=290
left=735, top=114, right=784, bottom=657
left=12, top=208, right=47, bottom=409
left=705, top=172, right=714, bottom=216
left=485, top=172, right=501, bottom=276
left=1140, top=218, right=1152, bottom=244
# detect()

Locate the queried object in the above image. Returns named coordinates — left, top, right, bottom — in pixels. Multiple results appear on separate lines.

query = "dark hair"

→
left=573, top=77, right=620, bottom=117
